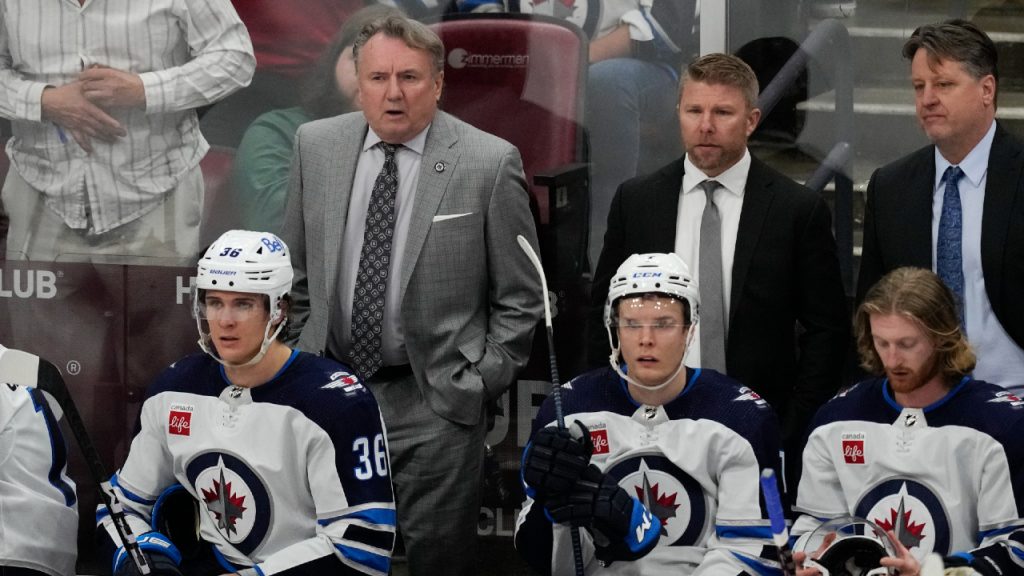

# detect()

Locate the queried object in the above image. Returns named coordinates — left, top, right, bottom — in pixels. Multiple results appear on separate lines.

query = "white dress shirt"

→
left=931, top=121, right=1024, bottom=390
left=331, top=126, right=429, bottom=367
left=675, top=149, right=750, bottom=368
left=0, top=0, right=254, bottom=234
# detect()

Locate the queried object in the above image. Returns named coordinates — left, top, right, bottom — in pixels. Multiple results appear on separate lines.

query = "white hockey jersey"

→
left=515, top=366, right=784, bottom=575
left=0, top=345, right=78, bottom=576
left=793, top=377, right=1024, bottom=562
left=98, top=351, right=396, bottom=576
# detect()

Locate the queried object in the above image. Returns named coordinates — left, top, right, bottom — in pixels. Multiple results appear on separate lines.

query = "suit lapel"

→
left=323, top=115, right=365, bottom=304
left=730, top=157, right=774, bottom=327
left=399, top=111, right=460, bottom=302
left=650, top=160, right=685, bottom=252
left=981, top=124, right=1024, bottom=304
left=904, top=151, right=935, bottom=267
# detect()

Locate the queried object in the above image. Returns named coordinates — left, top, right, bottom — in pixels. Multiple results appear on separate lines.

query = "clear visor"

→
left=193, top=288, right=267, bottom=322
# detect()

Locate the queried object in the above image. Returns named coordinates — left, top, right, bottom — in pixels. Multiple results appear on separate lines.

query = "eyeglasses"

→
left=198, top=298, right=265, bottom=322
left=615, top=320, right=687, bottom=335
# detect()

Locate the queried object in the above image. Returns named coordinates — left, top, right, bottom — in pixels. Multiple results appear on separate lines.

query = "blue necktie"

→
left=936, top=165, right=964, bottom=326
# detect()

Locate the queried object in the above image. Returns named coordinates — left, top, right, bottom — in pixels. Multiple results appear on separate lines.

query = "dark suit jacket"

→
left=587, top=155, right=850, bottom=443
left=857, top=123, right=1024, bottom=350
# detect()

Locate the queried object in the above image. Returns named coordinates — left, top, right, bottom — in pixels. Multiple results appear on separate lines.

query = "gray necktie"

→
left=699, top=180, right=727, bottom=372
left=351, top=142, right=399, bottom=379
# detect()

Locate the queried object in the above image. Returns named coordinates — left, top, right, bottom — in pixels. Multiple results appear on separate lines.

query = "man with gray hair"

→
left=281, top=14, right=543, bottom=576
left=857, top=19, right=1024, bottom=394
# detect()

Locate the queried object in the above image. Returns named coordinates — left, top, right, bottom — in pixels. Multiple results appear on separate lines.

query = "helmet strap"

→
left=605, top=321, right=696, bottom=392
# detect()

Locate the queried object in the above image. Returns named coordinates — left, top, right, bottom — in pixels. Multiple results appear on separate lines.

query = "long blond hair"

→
left=855, top=267, right=975, bottom=379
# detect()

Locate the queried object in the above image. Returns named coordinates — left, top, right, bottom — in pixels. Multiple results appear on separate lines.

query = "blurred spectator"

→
left=0, top=0, right=254, bottom=264
left=200, top=0, right=366, bottom=148
left=454, top=0, right=695, bottom=270
left=234, top=4, right=401, bottom=233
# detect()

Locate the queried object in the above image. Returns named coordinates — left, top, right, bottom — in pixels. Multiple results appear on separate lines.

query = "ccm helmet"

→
left=798, top=516, right=898, bottom=576
left=604, top=253, right=699, bottom=329
left=194, top=230, right=293, bottom=366
left=604, top=253, right=699, bottom=390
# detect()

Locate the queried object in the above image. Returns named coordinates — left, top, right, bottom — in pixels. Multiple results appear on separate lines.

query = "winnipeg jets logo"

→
left=734, top=386, right=768, bottom=407
left=856, top=479, right=950, bottom=559
left=323, top=371, right=363, bottom=392
left=187, top=452, right=271, bottom=553
left=874, top=495, right=926, bottom=550
left=635, top=469, right=680, bottom=536
left=607, top=456, right=708, bottom=547
left=201, top=467, right=247, bottom=536
left=988, top=391, right=1024, bottom=407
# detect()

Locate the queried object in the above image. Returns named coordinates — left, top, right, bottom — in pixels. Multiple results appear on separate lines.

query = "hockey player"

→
left=515, top=253, right=784, bottom=574
left=793, top=267, right=1024, bottom=576
left=95, top=230, right=396, bottom=576
left=0, top=345, right=78, bottom=576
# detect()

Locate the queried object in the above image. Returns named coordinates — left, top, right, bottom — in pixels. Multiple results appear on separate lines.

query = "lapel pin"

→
left=434, top=161, right=446, bottom=173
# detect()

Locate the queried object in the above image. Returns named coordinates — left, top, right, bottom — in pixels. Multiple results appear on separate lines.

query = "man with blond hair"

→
left=792, top=267, right=1024, bottom=576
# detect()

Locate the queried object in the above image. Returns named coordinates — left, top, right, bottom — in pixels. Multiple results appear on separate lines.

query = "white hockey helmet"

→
left=604, top=253, right=699, bottom=391
left=797, top=516, right=898, bottom=576
left=194, top=230, right=293, bottom=367
left=604, top=253, right=699, bottom=329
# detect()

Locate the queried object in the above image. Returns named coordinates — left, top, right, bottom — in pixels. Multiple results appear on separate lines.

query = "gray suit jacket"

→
left=281, top=110, right=543, bottom=426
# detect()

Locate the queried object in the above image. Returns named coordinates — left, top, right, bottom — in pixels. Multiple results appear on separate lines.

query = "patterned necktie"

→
left=936, top=165, right=965, bottom=327
left=351, top=142, right=400, bottom=379
left=699, top=180, right=727, bottom=372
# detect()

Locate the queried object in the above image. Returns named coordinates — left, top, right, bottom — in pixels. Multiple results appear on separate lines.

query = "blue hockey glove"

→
left=112, top=532, right=183, bottom=576
left=547, top=465, right=660, bottom=563
left=522, top=421, right=592, bottom=500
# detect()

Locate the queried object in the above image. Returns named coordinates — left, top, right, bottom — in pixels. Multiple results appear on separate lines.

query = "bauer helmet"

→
left=604, top=253, right=699, bottom=390
left=193, top=230, right=293, bottom=366
left=797, top=516, right=898, bottom=576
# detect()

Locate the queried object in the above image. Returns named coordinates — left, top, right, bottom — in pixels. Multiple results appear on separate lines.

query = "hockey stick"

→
left=517, top=235, right=585, bottom=576
left=760, top=468, right=796, bottom=576
left=0, top=349, right=153, bottom=575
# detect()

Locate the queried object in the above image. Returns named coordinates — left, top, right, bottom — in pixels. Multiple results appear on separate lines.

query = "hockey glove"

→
left=522, top=420, right=592, bottom=500
left=945, top=540, right=1021, bottom=576
left=547, top=465, right=660, bottom=563
left=113, top=532, right=184, bottom=576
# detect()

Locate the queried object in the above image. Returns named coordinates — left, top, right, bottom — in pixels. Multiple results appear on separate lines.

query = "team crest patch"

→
left=988, top=391, right=1024, bottom=407
left=855, top=478, right=951, bottom=559
left=841, top=432, right=865, bottom=464
left=605, top=455, right=708, bottom=547
left=186, top=452, right=272, bottom=554
left=733, top=386, right=768, bottom=407
left=322, top=371, right=363, bottom=392
left=168, top=403, right=194, bottom=436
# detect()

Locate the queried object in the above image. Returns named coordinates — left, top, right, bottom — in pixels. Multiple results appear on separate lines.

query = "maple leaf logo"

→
left=635, top=474, right=680, bottom=535
left=201, top=468, right=247, bottom=535
left=874, top=497, right=926, bottom=549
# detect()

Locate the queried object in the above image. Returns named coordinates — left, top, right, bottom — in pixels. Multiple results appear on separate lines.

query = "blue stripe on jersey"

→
left=881, top=376, right=970, bottom=412
left=717, top=525, right=774, bottom=540
left=28, top=387, right=76, bottom=506
left=732, top=550, right=783, bottom=576
left=318, top=507, right=397, bottom=527
left=253, top=564, right=266, bottom=576
left=212, top=546, right=237, bottom=573
left=335, top=543, right=391, bottom=573
left=112, top=475, right=156, bottom=505
left=979, top=524, right=1024, bottom=540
